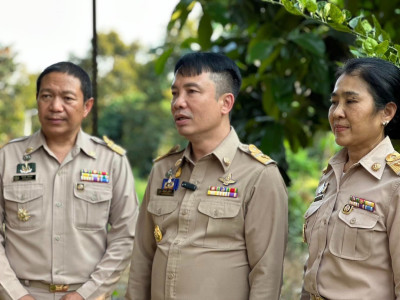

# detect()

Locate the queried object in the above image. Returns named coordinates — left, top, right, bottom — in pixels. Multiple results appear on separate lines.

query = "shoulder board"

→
left=8, top=136, right=29, bottom=144
left=239, top=144, right=275, bottom=166
left=102, top=135, right=126, bottom=156
left=153, top=145, right=182, bottom=163
left=386, top=151, right=400, bottom=175
left=91, top=136, right=106, bottom=145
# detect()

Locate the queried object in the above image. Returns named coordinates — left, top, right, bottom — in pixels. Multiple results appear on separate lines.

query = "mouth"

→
left=334, top=124, right=349, bottom=132
left=174, top=113, right=191, bottom=123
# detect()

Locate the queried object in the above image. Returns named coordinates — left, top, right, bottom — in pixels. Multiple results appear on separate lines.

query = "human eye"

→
left=40, top=93, right=52, bottom=101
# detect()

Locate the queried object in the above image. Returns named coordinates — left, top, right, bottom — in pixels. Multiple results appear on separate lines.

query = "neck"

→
left=43, top=130, right=79, bottom=163
left=345, top=135, right=385, bottom=171
left=189, top=125, right=231, bottom=163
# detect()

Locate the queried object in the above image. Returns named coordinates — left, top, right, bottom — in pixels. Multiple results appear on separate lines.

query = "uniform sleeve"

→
left=125, top=169, right=157, bottom=300
left=245, top=164, right=288, bottom=300
left=0, top=159, right=30, bottom=300
left=386, top=181, right=400, bottom=299
left=76, top=155, right=139, bottom=299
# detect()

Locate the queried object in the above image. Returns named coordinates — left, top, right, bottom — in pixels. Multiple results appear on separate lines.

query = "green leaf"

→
left=372, top=15, right=382, bottom=40
left=361, top=19, right=373, bottom=34
left=258, top=46, right=281, bottom=74
left=198, top=12, right=213, bottom=50
left=281, top=0, right=303, bottom=16
left=305, top=0, right=318, bottom=13
left=348, top=16, right=362, bottom=29
left=389, top=52, right=397, bottom=64
left=375, top=40, right=389, bottom=57
left=167, top=1, right=196, bottom=31
left=354, top=18, right=366, bottom=35
left=298, top=0, right=307, bottom=12
left=247, top=40, right=276, bottom=63
left=288, top=32, right=326, bottom=57
left=342, top=9, right=352, bottom=21
left=328, top=22, right=352, bottom=33
left=362, top=38, right=378, bottom=55
left=394, top=44, right=400, bottom=56
left=155, top=47, right=174, bottom=74
left=262, top=79, right=280, bottom=120
left=324, top=3, right=345, bottom=24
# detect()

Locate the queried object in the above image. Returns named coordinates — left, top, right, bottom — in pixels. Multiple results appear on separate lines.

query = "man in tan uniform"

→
left=125, top=52, right=288, bottom=300
left=0, top=62, right=138, bottom=300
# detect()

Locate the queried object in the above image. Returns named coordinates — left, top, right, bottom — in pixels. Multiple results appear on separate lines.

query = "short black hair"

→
left=336, top=57, right=400, bottom=139
left=174, top=52, right=242, bottom=99
left=36, top=62, right=92, bottom=102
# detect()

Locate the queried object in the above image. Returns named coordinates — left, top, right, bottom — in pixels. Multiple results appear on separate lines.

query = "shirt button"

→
left=168, top=273, right=175, bottom=279
left=350, top=218, right=356, bottom=224
left=55, top=202, right=62, bottom=207
left=213, top=209, right=218, bottom=217
left=157, top=208, right=162, bottom=214
left=55, top=236, right=61, bottom=241
left=182, top=209, right=188, bottom=215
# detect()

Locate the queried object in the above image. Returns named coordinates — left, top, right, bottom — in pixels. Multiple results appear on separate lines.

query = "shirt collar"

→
left=182, top=127, right=240, bottom=173
left=25, top=129, right=96, bottom=159
left=329, top=136, right=394, bottom=180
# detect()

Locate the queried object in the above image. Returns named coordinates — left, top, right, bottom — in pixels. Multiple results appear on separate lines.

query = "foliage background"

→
left=1, top=0, right=400, bottom=298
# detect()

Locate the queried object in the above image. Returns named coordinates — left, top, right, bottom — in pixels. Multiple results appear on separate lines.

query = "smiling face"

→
left=37, top=72, right=93, bottom=141
left=329, top=74, right=386, bottom=154
left=170, top=72, right=232, bottom=143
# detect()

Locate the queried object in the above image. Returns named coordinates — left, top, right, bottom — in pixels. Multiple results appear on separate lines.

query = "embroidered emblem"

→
left=103, top=136, right=126, bottom=156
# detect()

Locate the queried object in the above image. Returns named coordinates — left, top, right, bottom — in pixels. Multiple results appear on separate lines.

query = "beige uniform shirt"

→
left=126, top=129, right=288, bottom=300
left=0, top=130, right=138, bottom=300
left=303, top=137, right=400, bottom=299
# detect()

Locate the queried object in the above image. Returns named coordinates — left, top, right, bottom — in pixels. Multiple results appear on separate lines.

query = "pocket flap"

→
left=3, top=184, right=43, bottom=203
left=147, top=200, right=178, bottom=216
left=339, top=209, right=379, bottom=229
left=198, top=200, right=241, bottom=219
left=74, top=183, right=112, bottom=203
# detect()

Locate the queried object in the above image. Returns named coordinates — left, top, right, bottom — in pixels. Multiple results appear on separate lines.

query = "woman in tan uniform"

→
left=302, top=57, right=400, bottom=300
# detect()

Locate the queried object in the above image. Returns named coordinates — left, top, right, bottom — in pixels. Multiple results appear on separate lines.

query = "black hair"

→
left=174, top=52, right=242, bottom=99
left=336, top=57, right=400, bottom=139
left=36, top=62, right=92, bottom=102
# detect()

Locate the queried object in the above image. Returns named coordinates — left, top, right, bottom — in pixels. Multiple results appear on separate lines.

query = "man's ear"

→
left=219, top=93, right=235, bottom=115
left=83, top=98, right=94, bottom=117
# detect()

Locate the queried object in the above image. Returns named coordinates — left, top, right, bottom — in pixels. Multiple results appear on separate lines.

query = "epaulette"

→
left=153, top=145, right=182, bottom=163
left=240, top=144, right=275, bottom=166
left=386, top=151, right=400, bottom=175
left=8, top=136, right=29, bottom=144
left=102, top=136, right=126, bottom=156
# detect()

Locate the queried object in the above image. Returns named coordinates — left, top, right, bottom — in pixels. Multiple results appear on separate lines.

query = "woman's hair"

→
left=336, top=57, right=400, bottom=139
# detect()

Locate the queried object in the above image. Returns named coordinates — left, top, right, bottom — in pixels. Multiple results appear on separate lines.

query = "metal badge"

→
left=154, top=225, right=163, bottom=242
left=218, top=173, right=236, bottom=186
left=18, top=208, right=31, bottom=222
left=342, top=204, right=353, bottom=215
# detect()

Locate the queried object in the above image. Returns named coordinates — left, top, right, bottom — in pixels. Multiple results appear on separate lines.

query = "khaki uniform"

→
left=0, top=130, right=138, bottom=300
left=126, top=129, right=288, bottom=300
left=302, top=137, right=400, bottom=300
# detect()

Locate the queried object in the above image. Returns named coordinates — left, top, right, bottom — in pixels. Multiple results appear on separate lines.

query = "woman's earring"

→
left=382, top=120, right=389, bottom=126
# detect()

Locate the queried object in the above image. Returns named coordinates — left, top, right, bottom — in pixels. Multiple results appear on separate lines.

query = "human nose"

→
left=49, top=97, right=64, bottom=112
left=171, top=93, right=187, bottom=110
left=330, top=102, right=345, bottom=119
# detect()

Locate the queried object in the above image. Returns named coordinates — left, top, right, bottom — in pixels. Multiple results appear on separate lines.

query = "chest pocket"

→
left=3, top=183, right=44, bottom=230
left=73, top=183, right=112, bottom=230
left=193, top=198, right=243, bottom=249
left=147, top=199, right=179, bottom=244
left=329, top=209, right=379, bottom=260
left=303, top=200, right=325, bottom=245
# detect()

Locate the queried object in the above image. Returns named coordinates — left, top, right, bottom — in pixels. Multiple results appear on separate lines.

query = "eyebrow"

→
left=171, top=82, right=202, bottom=90
left=39, top=88, right=77, bottom=96
left=330, top=91, right=359, bottom=97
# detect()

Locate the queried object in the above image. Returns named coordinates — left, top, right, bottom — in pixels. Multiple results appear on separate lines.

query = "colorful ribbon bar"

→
left=349, top=196, right=375, bottom=212
left=80, top=170, right=109, bottom=183
left=208, top=186, right=238, bottom=193
left=207, top=190, right=238, bottom=198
